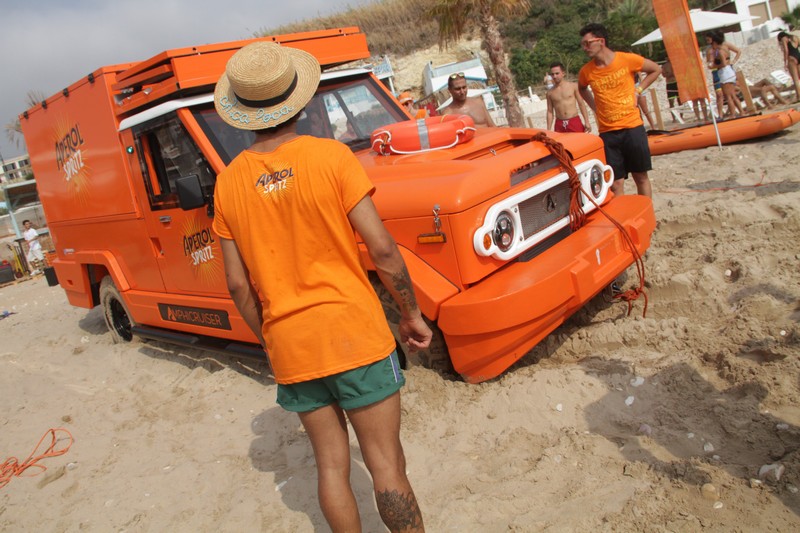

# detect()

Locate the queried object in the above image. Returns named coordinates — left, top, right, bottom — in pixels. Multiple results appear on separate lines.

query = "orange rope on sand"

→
left=0, top=428, right=74, bottom=489
left=532, top=132, right=648, bottom=317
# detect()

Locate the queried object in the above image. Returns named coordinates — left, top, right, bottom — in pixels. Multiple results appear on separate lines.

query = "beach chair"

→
left=770, top=69, right=792, bottom=88
left=769, top=69, right=796, bottom=100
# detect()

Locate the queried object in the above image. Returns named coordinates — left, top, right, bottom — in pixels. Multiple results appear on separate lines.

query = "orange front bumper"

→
left=438, top=195, right=656, bottom=383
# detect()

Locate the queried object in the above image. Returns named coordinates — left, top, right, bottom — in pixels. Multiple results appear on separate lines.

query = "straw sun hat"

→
left=214, top=41, right=321, bottom=130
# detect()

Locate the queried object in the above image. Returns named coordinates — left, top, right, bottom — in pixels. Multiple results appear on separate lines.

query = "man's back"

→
left=213, top=135, right=394, bottom=383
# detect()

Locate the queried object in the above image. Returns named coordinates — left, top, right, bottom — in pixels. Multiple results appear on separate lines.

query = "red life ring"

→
left=371, top=115, right=476, bottom=155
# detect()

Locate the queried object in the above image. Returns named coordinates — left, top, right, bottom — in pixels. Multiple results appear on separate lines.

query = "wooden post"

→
left=736, top=70, right=755, bottom=114
left=649, top=89, right=664, bottom=131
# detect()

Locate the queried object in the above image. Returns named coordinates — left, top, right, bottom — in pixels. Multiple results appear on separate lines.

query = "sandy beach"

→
left=3, top=35, right=800, bottom=531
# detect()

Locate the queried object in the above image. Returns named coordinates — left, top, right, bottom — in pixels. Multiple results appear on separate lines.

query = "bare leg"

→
left=637, top=95, right=656, bottom=129
left=789, top=59, right=800, bottom=102
left=347, top=392, right=424, bottom=533
left=770, top=86, right=789, bottom=105
left=698, top=99, right=709, bottom=121
left=299, top=404, right=361, bottom=533
left=611, top=179, right=625, bottom=197
left=631, top=171, right=652, bottom=198
left=723, top=83, right=743, bottom=116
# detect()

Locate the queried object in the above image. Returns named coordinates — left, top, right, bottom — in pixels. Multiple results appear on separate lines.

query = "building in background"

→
left=1, top=153, right=32, bottom=183
left=730, top=0, right=800, bottom=29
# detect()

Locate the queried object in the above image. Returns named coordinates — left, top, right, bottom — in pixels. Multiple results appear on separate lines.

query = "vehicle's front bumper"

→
left=438, top=195, right=656, bottom=383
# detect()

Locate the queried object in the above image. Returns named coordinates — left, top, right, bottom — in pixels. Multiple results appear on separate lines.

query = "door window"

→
left=134, top=114, right=215, bottom=209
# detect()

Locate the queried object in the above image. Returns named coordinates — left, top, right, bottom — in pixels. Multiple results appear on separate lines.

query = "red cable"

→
left=533, top=132, right=648, bottom=317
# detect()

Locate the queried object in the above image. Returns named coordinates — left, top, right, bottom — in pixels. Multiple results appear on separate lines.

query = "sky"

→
left=0, top=0, right=364, bottom=162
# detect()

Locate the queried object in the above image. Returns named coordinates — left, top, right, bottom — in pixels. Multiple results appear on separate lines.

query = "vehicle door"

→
left=128, top=111, right=228, bottom=297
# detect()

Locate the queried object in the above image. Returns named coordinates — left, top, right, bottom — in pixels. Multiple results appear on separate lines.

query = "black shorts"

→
left=666, top=81, right=678, bottom=100
left=599, top=125, right=652, bottom=181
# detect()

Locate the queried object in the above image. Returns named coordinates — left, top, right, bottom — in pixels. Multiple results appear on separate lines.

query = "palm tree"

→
left=4, top=90, right=47, bottom=149
left=429, top=0, right=530, bottom=127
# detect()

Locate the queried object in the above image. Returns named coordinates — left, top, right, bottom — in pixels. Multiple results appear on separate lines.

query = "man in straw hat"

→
left=212, top=41, right=429, bottom=532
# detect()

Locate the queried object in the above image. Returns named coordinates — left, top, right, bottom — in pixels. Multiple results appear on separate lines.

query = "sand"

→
left=2, top=41, right=800, bottom=533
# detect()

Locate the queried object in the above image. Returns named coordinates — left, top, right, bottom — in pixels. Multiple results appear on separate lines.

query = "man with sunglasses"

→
left=578, top=23, right=660, bottom=197
left=441, top=72, right=496, bottom=127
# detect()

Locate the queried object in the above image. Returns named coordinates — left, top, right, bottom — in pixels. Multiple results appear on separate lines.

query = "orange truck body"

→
left=21, top=27, right=655, bottom=383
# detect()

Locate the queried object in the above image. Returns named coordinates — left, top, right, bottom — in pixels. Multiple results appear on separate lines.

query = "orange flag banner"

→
left=652, top=0, right=708, bottom=102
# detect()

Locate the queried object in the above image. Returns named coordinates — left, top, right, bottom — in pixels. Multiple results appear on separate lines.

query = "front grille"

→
left=517, top=181, right=572, bottom=239
left=517, top=226, right=572, bottom=262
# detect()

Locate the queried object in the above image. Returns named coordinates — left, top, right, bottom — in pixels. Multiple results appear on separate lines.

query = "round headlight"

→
left=590, top=166, right=603, bottom=198
left=493, top=211, right=515, bottom=252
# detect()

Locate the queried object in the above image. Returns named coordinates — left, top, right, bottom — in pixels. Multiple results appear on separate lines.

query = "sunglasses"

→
left=581, top=38, right=602, bottom=48
left=449, top=72, right=465, bottom=80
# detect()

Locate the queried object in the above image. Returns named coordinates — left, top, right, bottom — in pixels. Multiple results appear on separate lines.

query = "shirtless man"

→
left=546, top=62, right=591, bottom=133
left=441, top=73, right=496, bottom=127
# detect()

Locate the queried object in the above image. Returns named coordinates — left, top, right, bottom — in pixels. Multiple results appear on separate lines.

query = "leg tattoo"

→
left=375, top=489, right=423, bottom=532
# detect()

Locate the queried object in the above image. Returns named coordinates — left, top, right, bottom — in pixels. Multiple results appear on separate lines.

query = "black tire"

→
left=99, top=276, right=137, bottom=344
left=369, top=274, right=454, bottom=375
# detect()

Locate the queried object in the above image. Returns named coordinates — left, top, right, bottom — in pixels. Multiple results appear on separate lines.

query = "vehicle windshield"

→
left=193, top=75, right=405, bottom=165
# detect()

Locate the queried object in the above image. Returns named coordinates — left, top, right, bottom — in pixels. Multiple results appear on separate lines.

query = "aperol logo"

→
left=181, top=217, right=223, bottom=284
left=52, top=118, right=91, bottom=207
left=158, top=303, right=231, bottom=330
left=255, top=159, right=294, bottom=200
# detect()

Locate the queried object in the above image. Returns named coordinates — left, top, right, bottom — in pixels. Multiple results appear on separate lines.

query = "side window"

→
left=133, top=114, right=215, bottom=209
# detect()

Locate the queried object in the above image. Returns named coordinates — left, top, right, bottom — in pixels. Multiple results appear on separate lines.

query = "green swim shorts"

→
left=276, top=350, right=405, bottom=412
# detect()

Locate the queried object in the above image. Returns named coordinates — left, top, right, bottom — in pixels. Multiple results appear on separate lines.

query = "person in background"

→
left=635, top=72, right=657, bottom=130
left=708, top=31, right=743, bottom=117
left=545, top=62, right=591, bottom=133
left=22, top=220, right=44, bottom=276
left=578, top=23, right=660, bottom=198
left=441, top=73, right=496, bottom=127
left=744, top=79, right=790, bottom=108
left=213, top=41, right=430, bottom=533
left=704, top=33, right=726, bottom=119
left=662, top=59, right=708, bottom=123
left=399, top=91, right=428, bottom=119
left=777, top=31, right=800, bottom=102
left=662, top=59, right=681, bottom=123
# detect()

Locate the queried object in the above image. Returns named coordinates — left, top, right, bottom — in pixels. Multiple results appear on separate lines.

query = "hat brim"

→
left=214, top=46, right=321, bottom=131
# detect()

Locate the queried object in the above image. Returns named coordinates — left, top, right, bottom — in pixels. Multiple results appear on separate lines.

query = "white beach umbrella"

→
left=632, top=9, right=759, bottom=46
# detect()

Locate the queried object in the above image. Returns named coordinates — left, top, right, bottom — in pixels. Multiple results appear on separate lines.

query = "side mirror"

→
left=175, top=174, right=215, bottom=217
left=176, top=175, right=205, bottom=210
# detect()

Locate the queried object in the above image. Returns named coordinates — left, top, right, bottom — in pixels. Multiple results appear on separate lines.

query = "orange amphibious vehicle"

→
left=21, top=27, right=655, bottom=383
left=648, top=108, right=800, bottom=156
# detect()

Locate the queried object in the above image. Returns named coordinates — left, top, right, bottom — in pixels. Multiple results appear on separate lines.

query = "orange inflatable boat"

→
left=648, top=108, right=800, bottom=156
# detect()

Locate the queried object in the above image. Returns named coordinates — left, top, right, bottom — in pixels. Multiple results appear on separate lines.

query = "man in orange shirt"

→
left=213, top=42, right=430, bottom=532
left=578, top=23, right=660, bottom=197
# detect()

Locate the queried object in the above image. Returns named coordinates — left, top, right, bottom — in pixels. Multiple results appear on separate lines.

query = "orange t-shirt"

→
left=212, top=136, right=395, bottom=384
left=579, top=52, right=645, bottom=133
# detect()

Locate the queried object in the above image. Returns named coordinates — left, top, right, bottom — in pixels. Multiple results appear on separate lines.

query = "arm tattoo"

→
left=391, top=266, right=418, bottom=314
left=375, top=489, right=423, bottom=531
